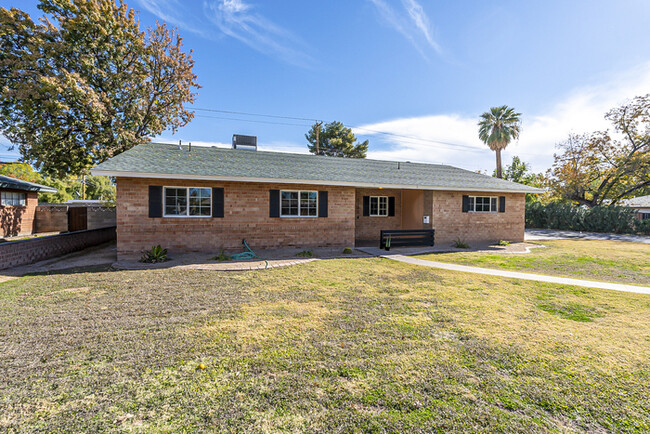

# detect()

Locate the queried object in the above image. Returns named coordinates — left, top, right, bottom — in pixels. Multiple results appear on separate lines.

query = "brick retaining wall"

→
left=0, top=226, right=116, bottom=270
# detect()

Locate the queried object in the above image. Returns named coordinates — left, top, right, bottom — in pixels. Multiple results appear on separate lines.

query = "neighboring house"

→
left=0, top=174, right=57, bottom=237
left=91, top=142, right=543, bottom=259
left=621, top=195, right=650, bottom=220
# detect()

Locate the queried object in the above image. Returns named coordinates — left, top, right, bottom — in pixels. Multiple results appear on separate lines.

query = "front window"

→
left=164, top=187, right=211, bottom=217
left=281, top=190, right=317, bottom=217
left=370, top=196, right=388, bottom=216
left=469, top=196, right=497, bottom=212
left=1, top=191, right=26, bottom=206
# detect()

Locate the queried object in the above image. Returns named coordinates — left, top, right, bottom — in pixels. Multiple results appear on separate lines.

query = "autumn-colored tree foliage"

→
left=0, top=0, right=200, bottom=178
left=306, top=121, right=368, bottom=158
left=548, top=95, right=650, bottom=207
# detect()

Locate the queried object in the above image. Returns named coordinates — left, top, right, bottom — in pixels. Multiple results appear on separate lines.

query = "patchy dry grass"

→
left=0, top=258, right=649, bottom=432
left=419, top=239, right=650, bottom=285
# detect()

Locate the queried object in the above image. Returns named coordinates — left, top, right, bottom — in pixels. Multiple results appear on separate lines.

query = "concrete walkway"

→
left=381, top=254, right=650, bottom=295
left=526, top=228, right=650, bottom=244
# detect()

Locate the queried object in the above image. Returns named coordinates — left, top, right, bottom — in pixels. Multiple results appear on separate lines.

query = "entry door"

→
left=68, top=207, right=88, bottom=232
left=401, top=190, right=424, bottom=229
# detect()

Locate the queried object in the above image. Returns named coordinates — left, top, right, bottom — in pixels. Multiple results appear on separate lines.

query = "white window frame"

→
left=280, top=190, right=318, bottom=218
left=163, top=186, right=212, bottom=218
left=369, top=196, right=389, bottom=217
left=468, top=196, right=498, bottom=213
left=1, top=191, right=26, bottom=207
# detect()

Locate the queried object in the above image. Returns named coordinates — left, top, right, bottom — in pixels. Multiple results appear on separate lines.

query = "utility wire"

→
left=193, top=107, right=486, bottom=152
left=194, top=107, right=319, bottom=122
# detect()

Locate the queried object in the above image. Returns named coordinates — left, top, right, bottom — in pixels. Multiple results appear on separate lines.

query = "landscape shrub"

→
left=526, top=202, right=649, bottom=234
left=139, top=245, right=168, bottom=263
left=453, top=238, right=470, bottom=249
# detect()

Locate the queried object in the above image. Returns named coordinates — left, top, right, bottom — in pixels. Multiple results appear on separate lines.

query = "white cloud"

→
left=369, top=0, right=441, bottom=60
left=355, top=62, right=650, bottom=173
left=136, top=0, right=314, bottom=67
left=136, top=0, right=211, bottom=38
left=203, top=0, right=315, bottom=68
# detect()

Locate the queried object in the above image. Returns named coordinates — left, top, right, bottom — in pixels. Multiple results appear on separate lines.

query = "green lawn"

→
left=1, top=259, right=649, bottom=432
left=418, top=239, right=650, bottom=285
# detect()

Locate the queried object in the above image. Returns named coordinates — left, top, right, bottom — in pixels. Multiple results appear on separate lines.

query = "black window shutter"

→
left=499, top=196, right=506, bottom=213
left=269, top=189, right=280, bottom=218
left=462, top=195, right=470, bottom=213
left=388, top=197, right=395, bottom=216
left=318, top=191, right=328, bottom=217
left=149, top=186, right=162, bottom=218
left=362, top=196, right=370, bottom=216
left=212, top=187, right=224, bottom=218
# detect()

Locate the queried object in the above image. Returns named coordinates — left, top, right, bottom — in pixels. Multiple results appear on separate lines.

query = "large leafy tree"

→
left=478, top=106, right=522, bottom=178
left=0, top=162, right=115, bottom=203
left=0, top=0, right=200, bottom=178
left=306, top=121, right=368, bottom=158
left=548, top=95, right=650, bottom=207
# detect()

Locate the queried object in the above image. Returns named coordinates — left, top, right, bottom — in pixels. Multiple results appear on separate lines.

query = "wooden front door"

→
left=67, top=207, right=87, bottom=232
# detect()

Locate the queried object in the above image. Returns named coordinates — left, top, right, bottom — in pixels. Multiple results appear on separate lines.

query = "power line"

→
left=192, top=106, right=487, bottom=152
left=194, top=107, right=319, bottom=122
left=194, top=114, right=311, bottom=128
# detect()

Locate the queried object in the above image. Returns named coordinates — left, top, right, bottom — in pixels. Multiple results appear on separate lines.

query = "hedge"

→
left=526, top=202, right=650, bottom=235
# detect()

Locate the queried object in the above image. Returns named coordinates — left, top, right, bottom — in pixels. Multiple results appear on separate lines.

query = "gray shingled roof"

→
left=0, top=174, right=57, bottom=193
left=92, top=142, right=543, bottom=194
left=622, top=195, right=650, bottom=208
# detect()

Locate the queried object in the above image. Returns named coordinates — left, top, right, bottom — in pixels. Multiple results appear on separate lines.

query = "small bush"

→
left=212, top=249, right=232, bottom=261
left=453, top=238, right=470, bottom=249
left=296, top=250, right=314, bottom=258
left=342, top=247, right=354, bottom=254
left=140, top=245, right=168, bottom=263
left=497, top=240, right=510, bottom=246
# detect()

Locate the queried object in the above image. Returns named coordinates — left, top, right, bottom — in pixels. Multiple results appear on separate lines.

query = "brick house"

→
left=621, top=195, right=650, bottom=220
left=0, top=174, right=57, bottom=237
left=91, top=142, right=542, bottom=259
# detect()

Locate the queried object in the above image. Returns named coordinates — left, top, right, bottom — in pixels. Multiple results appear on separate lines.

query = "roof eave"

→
left=91, top=169, right=544, bottom=194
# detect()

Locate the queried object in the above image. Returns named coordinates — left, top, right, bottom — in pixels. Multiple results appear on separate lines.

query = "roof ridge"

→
left=143, top=141, right=454, bottom=168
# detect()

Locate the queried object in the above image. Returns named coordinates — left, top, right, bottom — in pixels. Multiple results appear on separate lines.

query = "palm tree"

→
left=478, top=106, right=521, bottom=178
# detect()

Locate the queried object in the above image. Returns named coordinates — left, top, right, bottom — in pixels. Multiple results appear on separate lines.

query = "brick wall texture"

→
left=1, top=190, right=38, bottom=237
left=0, top=226, right=116, bottom=270
left=115, top=177, right=526, bottom=258
left=35, top=205, right=117, bottom=233
left=116, top=178, right=356, bottom=258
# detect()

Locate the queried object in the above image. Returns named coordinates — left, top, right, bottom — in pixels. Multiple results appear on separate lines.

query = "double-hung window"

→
left=163, top=187, right=211, bottom=217
left=1, top=191, right=26, bottom=206
left=281, top=190, right=317, bottom=217
left=369, top=196, right=388, bottom=216
left=469, top=196, right=497, bottom=213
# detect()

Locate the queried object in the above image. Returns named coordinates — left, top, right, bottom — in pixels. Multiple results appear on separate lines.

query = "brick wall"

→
left=34, top=205, right=68, bottom=233
left=0, top=226, right=116, bottom=270
left=431, top=191, right=525, bottom=246
left=116, top=178, right=356, bottom=258
left=35, top=205, right=116, bottom=233
left=87, top=207, right=116, bottom=230
left=1, top=190, right=38, bottom=237
left=354, top=188, right=402, bottom=242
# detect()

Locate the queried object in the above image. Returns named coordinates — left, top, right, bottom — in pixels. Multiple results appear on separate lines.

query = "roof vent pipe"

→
left=189, top=142, right=192, bottom=153
left=178, top=140, right=182, bottom=150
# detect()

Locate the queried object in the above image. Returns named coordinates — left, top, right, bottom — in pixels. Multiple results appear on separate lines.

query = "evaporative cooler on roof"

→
left=232, top=134, right=257, bottom=150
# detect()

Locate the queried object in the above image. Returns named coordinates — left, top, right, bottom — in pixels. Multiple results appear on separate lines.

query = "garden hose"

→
left=231, top=239, right=269, bottom=269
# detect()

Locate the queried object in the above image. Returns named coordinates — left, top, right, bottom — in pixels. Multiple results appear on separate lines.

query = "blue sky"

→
left=2, top=0, right=650, bottom=172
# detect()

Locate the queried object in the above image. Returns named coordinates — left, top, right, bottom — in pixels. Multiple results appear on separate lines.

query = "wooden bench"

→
left=380, top=229, right=435, bottom=251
